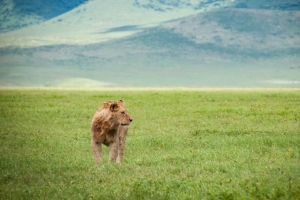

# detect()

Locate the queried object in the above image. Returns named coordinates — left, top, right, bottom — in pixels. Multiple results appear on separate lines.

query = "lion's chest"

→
left=103, top=128, right=119, bottom=146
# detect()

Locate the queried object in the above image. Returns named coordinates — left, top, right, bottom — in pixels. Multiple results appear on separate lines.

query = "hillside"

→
left=1, top=0, right=299, bottom=35
left=0, top=0, right=300, bottom=87
left=0, top=0, right=88, bottom=32
left=232, top=0, right=300, bottom=10
left=0, top=0, right=238, bottom=34
left=0, top=0, right=236, bottom=47
left=163, top=9, right=300, bottom=53
left=0, top=8, right=299, bottom=87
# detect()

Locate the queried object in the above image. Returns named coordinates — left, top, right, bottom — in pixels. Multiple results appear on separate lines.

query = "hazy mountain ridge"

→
left=0, top=0, right=300, bottom=87
left=232, top=0, right=300, bottom=10
left=123, top=27, right=299, bottom=59
left=0, top=0, right=88, bottom=32
left=1, top=8, right=299, bottom=87
left=164, top=9, right=300, bottom=51
left=0, top=0, right=233, bottom=36
left=1, top=0, right=299, bottom=34
left=0, top=0, right=224, bottom=47
left=133, top=0, right=231, bottom=11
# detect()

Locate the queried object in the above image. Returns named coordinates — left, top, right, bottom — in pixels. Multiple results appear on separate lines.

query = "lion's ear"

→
left=102, top=101, right=111, bottom=108
left=118, top=100, right=125, bottom=106
left=110, top=102, right=119, bottom=112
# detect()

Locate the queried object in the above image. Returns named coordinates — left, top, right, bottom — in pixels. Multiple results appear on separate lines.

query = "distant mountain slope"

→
left=1, top=0, right=299, bottom=36
left=232, top=0, right=300, bottom=10
left=0, top=0, right=88, bottom=32
left=0, top=8, right=299, bottom=87
left=0, top=0, right=233, bottom=33
left=1, top=0, right=299, bottom=34
left=163, top=9, right=300, bottom=53
left=1, top=0, right=300, bottom=47
left=0, top=0, right=235, bottom=47
left=1, top=1, right=300, bottom=87
left=133, top=0, right=231, bottom=11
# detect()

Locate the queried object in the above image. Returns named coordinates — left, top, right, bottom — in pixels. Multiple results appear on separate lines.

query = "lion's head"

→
left=106, top=100, right=133, bottom=126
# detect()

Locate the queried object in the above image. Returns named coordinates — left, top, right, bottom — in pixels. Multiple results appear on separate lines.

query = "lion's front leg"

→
left=91, top=139, right=102, bottom=163
left=116, top=126, right=128, bottom=163
left=109, top=137, right=119, bottom=162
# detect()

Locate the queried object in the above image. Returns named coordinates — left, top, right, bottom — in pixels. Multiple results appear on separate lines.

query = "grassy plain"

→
left=0, top=88, right=299, bottom=199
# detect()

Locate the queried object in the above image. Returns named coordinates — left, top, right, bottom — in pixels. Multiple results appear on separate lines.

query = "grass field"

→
left=0, top=88, right=299, bottom=199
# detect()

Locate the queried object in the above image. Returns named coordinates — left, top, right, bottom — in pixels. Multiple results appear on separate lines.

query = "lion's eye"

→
left=121, top=111, right=126, bottom=115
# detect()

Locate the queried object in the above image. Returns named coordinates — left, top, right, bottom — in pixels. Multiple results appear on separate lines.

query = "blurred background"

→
left=0, top=0, right=299, bottom=87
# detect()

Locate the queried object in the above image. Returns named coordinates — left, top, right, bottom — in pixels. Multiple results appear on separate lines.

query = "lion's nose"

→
left=130, top=118, right=133, bottom=122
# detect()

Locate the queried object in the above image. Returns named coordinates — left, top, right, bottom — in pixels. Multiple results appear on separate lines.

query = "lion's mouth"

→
left=121, top=123, right=130, bottom=126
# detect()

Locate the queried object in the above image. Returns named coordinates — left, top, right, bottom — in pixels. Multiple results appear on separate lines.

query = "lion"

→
left=90, top=100, right=133, bottom=163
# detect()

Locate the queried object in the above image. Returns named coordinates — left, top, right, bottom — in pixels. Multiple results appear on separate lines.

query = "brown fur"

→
left=90, top=100, right=133, bottom=163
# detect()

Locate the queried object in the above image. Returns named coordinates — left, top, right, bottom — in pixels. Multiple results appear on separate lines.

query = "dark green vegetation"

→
left=0, top=88, right=300, bottom=199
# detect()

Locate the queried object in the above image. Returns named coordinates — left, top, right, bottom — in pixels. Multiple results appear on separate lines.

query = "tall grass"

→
left=0, top=88, right=299, bottom=199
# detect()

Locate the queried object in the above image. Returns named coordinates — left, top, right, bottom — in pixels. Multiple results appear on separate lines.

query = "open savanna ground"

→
left=0, top=88, right=299, bottom=199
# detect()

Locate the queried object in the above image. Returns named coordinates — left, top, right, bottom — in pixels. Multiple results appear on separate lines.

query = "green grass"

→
left=0, top=88, right=300, bottom=199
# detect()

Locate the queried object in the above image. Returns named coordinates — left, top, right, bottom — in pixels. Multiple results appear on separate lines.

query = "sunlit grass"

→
left=0, top=88, right=299, bottom=199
